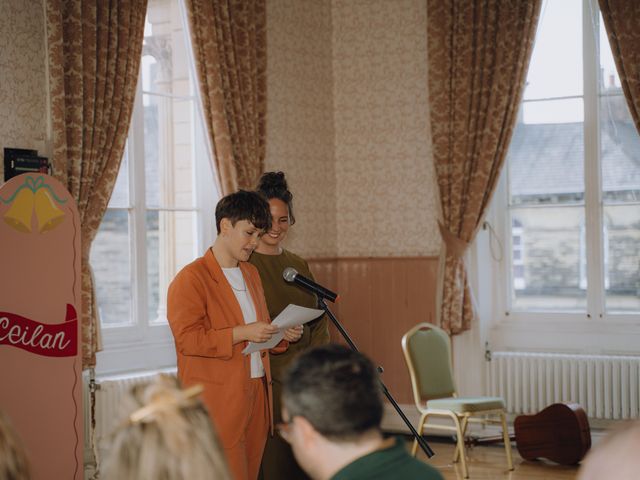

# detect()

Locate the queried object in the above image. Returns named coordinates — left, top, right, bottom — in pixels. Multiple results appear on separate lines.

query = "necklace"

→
left=230, top=280, right=247, bottom=292
left=225, top=271, right=247, bottom=292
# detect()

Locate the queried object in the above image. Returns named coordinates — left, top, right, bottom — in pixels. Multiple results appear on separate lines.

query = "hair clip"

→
left=129, top=384, right=204, bottom=424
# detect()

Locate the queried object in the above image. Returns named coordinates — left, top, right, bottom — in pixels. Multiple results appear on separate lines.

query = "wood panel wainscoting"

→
left=307, top=257, right=439, bottom=404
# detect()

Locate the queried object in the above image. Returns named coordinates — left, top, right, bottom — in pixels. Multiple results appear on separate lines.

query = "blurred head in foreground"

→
left=578, top=420, right=640, bottom=480
left=0, top=410, right=30, bottom=480
left=101, top=374, right=231, bottom=480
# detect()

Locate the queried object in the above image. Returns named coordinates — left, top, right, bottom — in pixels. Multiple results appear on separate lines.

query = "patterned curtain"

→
left=427, top=0, right=541, bottom=334
left=46, top=0, right=147, bottom=368
left=599, top=0, right=640, bottom=133
left=185, top=0, right=267, bottom=194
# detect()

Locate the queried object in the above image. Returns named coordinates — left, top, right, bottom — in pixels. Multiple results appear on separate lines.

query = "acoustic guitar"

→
left=514, top=402, right=591, bottom=465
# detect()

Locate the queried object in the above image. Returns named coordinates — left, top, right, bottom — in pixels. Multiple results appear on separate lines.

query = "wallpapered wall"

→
left=3, top=0, right=441, bottom=259
left=332, top=0, right=440, bottom=257
left=0, top=0, right=49, bottom=180
left=265, top=0, right=337, bottom=258
left=266, top=0, right=440, bottom=259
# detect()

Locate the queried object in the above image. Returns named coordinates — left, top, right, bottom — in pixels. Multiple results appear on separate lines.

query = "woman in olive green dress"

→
left=250, top=171, right=330, bottom=480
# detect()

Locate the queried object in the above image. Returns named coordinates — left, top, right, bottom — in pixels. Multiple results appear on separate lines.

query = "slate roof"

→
left=508, top=121, right=640, bottom=197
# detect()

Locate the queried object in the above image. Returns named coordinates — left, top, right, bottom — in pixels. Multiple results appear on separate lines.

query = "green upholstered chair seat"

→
left=426, top=396, right=505, bottom=413
left=402, top=323, right=514, bottom=478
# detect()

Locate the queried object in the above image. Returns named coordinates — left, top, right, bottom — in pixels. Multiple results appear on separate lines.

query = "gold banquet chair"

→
left=401, top=323, right=513, bottom=478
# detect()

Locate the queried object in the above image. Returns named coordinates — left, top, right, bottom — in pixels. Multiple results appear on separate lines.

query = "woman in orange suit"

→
left=167, top=190, right=303, bottom=480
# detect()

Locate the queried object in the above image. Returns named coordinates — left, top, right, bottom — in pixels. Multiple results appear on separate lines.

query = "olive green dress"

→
left=250, top=249, right=330, bottom=480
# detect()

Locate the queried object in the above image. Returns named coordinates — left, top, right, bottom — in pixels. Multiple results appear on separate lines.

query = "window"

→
left=90, top=0, right=218, bottom=374
left=512, top=219, right=525, bottom=290
left=503, top=0, right=639, bottom=318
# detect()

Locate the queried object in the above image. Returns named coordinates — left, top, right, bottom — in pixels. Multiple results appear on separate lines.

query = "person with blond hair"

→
left=0, top=410, right=30, bottom=480
left=101, top=374, right=231, bottom=480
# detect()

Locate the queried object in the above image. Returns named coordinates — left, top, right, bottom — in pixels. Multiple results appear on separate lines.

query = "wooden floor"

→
left=413, top=438, right=579, bottom=480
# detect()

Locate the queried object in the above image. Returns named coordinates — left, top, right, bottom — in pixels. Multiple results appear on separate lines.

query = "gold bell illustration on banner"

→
left=4, top=187, right=35, bottom=233
left=1, top=175, right=67, bottom=234
left=34, top=188, right=65, bottom=232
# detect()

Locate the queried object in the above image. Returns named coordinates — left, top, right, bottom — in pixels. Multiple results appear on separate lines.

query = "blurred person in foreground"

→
left=578, top=419, right=640, bottom=480
left=279, top=344, right=443, bottom=480
left=101, top=374, right=231, bottom=480
left=0, top=409, right=30, bottom=480
left=250, top=171, right=329, bottom=479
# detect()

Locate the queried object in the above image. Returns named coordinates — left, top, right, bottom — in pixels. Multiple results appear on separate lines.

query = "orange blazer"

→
left=167, top=249, right=287, bottom=448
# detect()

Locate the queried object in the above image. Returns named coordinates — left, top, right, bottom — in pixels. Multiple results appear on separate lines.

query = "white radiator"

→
left=487, top=352, right=640, bottom=420
left=82, top=368, right=177, bottom=473
left=94, top=369, right=177, bottom=439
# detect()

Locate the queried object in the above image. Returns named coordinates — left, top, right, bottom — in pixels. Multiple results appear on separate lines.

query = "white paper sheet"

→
left=242, top=304, right=323, bottom=355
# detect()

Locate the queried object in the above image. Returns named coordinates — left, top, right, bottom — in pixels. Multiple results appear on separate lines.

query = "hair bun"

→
left=257, top=171, right=288, bottom=192
left=256, top=171, right=295, bottom=225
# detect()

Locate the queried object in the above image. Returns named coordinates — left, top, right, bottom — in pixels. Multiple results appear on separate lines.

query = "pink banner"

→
left=0, top=304, right=77, bottom=357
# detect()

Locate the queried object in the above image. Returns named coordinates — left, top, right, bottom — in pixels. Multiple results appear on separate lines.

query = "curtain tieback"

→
left=438, top=221, right=470, bottom=259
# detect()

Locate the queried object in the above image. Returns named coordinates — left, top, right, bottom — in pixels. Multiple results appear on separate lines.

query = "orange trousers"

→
left=224, top=378, right=269, bottom=480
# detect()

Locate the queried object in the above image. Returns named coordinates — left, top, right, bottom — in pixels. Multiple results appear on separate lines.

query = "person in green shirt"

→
left=279, top=344, right=444, bottom=480
left=250, top=171, right=330, bottom=480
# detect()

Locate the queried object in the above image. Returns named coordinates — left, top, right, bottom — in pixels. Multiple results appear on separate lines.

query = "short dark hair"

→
left=215, top=190, right=271, bottom=234
left=282, top=344, right=383, bottom=441
left=255, top=171, right=296, bottom=225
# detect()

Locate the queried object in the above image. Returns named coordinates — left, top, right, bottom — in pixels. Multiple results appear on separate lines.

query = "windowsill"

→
left=95, top=338, right=176, bottom=377
left=95, top=366, right=177, bottom=383
left=99, top=322, right=172, bottom=342
left=489, top=317, right=640, bottom=355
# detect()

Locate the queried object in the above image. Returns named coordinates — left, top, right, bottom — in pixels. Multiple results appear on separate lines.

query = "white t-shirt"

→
left=222, top=267, right=265, bottom=378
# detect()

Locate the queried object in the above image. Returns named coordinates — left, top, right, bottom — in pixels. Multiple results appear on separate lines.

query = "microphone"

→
left=283, top=267, right=339, bottom=303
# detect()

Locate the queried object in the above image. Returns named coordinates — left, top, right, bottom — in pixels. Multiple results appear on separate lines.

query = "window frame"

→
left=484, top=0, right=640, bottom=355
left=94, top=2, right=217, bottom=376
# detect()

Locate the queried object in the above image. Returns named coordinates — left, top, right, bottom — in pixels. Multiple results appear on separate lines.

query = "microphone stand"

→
left=317, top=297, right=435, bottom=458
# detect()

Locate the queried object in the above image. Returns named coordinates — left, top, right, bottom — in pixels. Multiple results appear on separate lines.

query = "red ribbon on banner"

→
left=0, top=304, right=77, bottom=357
